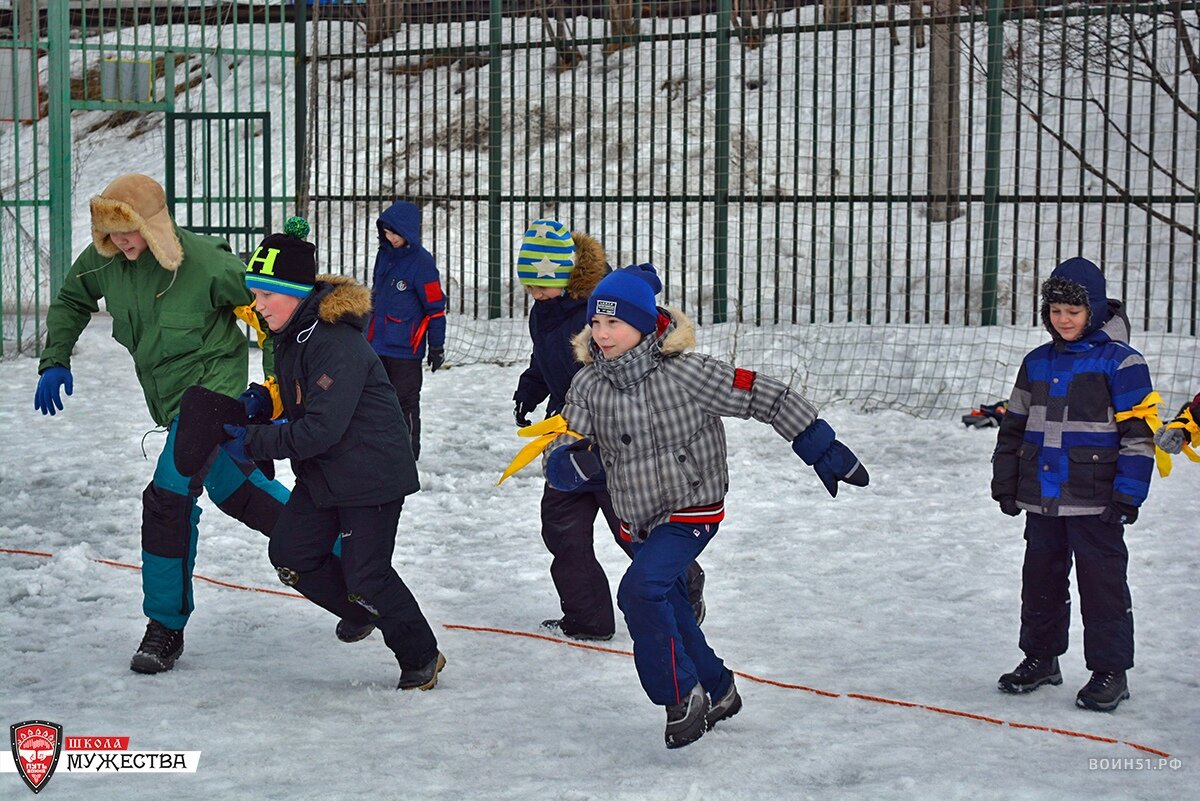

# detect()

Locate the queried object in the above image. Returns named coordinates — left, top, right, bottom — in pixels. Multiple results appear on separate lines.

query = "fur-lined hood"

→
left=90, top=174, right=184, bottom=271
left=279, top=274, right=374, bottom=340
left=571, top=305, right=696, bottom=364
left=313, top=274, right=373, bottom=325
left=564, top=231, right=608, bottom=301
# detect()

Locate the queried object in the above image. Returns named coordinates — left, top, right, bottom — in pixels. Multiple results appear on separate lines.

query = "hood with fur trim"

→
left=90, top=174, right=184, bottom=271
left=564, top=231, right=609, bottom=301
left=278, top=273, right=374, bottom=340
left=571, top=305, right=695, bottom=364
left=312, top=274, right=373, bottom=327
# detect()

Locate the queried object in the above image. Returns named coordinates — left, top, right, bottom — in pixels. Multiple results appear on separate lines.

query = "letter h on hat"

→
left=245, top=216, right=317, bottom=297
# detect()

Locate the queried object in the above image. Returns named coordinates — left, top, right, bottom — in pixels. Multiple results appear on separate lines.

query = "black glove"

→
left=998, top=496, right=1021, bottom=517
left=514, top=399, right=536, bottom=428
left=1098, top=501, right=1138, bottom=526
left=427, top=347, right=444, bottom=372
left=238, top=383, right=273, bottom=421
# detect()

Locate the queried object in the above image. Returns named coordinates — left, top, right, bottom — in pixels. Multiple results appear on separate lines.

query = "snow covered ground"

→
left=1, top=322, right=1196, bottom=800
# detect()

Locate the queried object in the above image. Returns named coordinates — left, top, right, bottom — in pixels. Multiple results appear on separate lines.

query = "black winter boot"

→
left=998, top=656, right=1062, bottom=693
left=706, top=672, right=743, bottom=729
left=130, top=619, right=184, bottom=674
left=664, top=684, right=709, bottom=749
left=335, top=619, right=376, bottom=643
left=540, top=618, right=614, bottom=642
left=1076, top=671, right=1129, bottom=712
left=398, top=651, right=446, bottom=691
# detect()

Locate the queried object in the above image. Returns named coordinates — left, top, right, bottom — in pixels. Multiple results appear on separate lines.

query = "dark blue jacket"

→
left=367, top=201, right=446, bottom=360
left=992, top=258, right=1155, bottom=515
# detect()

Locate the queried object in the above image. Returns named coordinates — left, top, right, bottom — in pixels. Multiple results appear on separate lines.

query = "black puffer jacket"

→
left=245, top=275, right=419, bottom=507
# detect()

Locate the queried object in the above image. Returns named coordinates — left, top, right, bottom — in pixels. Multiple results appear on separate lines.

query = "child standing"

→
left=992, top=257, right=1155, bottom=712
left=542, top=263, right=868, bottom=748
left=228, top=218, right=445, bottom=690
left=512, top=220, right=706, bottom=641
left=367, top=200, right=446, bottom=460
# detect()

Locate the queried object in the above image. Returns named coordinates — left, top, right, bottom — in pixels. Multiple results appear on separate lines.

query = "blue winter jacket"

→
left=367, top=201, right=446, bottom=360
left=992, top=260, right=1155, bottom=516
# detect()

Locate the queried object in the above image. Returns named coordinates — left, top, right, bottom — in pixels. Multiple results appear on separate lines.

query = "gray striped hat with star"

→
left=517, top=219, right=575, bottom=287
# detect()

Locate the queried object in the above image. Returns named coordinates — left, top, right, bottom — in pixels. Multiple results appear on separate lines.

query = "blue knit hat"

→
left=517, top=220, right=575, bottom=287
left=245, top=216, right=316, bottom=298
left=588, top=263, right=663, bottom=335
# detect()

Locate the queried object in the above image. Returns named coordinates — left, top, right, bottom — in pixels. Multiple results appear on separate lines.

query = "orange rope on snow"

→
left=2, top=547, right=305, bottom=600
left=2, top=547, right=1171, bottom=758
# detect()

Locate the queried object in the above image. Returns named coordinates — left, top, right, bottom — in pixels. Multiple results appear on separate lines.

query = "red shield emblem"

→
left=10, top=721, right=62, bottom=794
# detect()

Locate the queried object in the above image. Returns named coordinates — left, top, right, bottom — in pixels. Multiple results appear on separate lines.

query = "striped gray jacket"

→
left=552, top=307, right=819, bottom=539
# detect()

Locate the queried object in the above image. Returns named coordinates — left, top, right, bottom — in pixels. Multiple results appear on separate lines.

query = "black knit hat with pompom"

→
left=245, top=216, right=316, bottom=297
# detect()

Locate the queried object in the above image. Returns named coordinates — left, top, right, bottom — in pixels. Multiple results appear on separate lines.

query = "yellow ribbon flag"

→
left=233, top=302, right=270, bottom=350
left=497, top=414, right=583, bottom=486
left=1162, top=407, right=1200, bottom=465
left=1113, top=391, right=1173, bottom=477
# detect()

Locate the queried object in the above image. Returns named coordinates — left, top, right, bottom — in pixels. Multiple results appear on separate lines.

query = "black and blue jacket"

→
left=367, top=200, right=446, bottom=361
left=992, top=258, right=1155, bottom=516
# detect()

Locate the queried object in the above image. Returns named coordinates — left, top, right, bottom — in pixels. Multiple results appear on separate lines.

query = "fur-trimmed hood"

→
left=278, top=273, right=374, bottom=340
left=313, top=274, right=373, bottom=325
left=571, top=305, right=696, bottom=364
left=564, top=231, right=609, bottom=301
left=90, top=174, right=184, bottom=271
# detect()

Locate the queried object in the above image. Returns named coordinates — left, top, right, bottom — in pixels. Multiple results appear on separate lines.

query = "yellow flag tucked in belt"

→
left=1113, top=391, right=1176, bottom=477
left=497, top=414, right=583, bottom=486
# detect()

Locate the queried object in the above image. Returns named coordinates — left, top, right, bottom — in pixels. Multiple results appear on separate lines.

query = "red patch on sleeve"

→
left=424, top=281, right=444, bottom=303
left=316, top=373, right=334, bottom=391
left=732, top=368, right=757, bottom=392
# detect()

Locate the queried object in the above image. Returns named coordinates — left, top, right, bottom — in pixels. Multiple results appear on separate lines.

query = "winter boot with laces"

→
left=664, top=683, right=710, bottom=749
left=130, top=619, right=185, bottom=674
left=706, top=672, right=743, bottom=729
left=335, top=618, right=376, bottom=643
left=997, top=656, right=1062, bottom=693
left=1076, top=670, right=1129, bottom=712
left=397, top=651, right=447, bottom=691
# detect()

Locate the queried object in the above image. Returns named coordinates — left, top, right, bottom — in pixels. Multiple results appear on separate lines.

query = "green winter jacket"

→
left=39, top=227, right=264, bottom=427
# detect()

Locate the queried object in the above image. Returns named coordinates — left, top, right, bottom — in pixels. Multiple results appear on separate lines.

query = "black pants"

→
left=380, top=356, right=423, bottom=460
left=541, top=484, right=705, bottom=637
left=1019, top=513, right=1134, bottom=672
left=269, top=483, right=438, bottom=670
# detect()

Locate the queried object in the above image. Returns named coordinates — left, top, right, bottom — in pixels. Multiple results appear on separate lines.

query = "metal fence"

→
left=3, top=1, right=1198, bottom=415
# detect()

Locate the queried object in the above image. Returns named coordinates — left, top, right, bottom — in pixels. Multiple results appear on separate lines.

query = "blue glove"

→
left=792, top=419, right=870, bottom=498
left=546, top=438, right=604, bottom=492
left=239, top=383, right=273, bottom=421
left=221, top=423, right=252, bottom=465
left=34, top=366, right=74, bottom=416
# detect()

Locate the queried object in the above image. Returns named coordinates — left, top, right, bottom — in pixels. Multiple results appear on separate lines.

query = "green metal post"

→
left=487, top=0, right=503, bottom=319
left=295, top=0, right=307, bottom=209
left=47, top=0, right=71, bottom=298
left=981, top=0, right=1004, bottom=325
left=713, top=0, right=731, bottom=324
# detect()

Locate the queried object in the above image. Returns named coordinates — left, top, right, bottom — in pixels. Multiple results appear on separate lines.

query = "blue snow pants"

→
left=618, top=521, right=730, bottom=707
left=142, top=417, right=290, bottom=630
